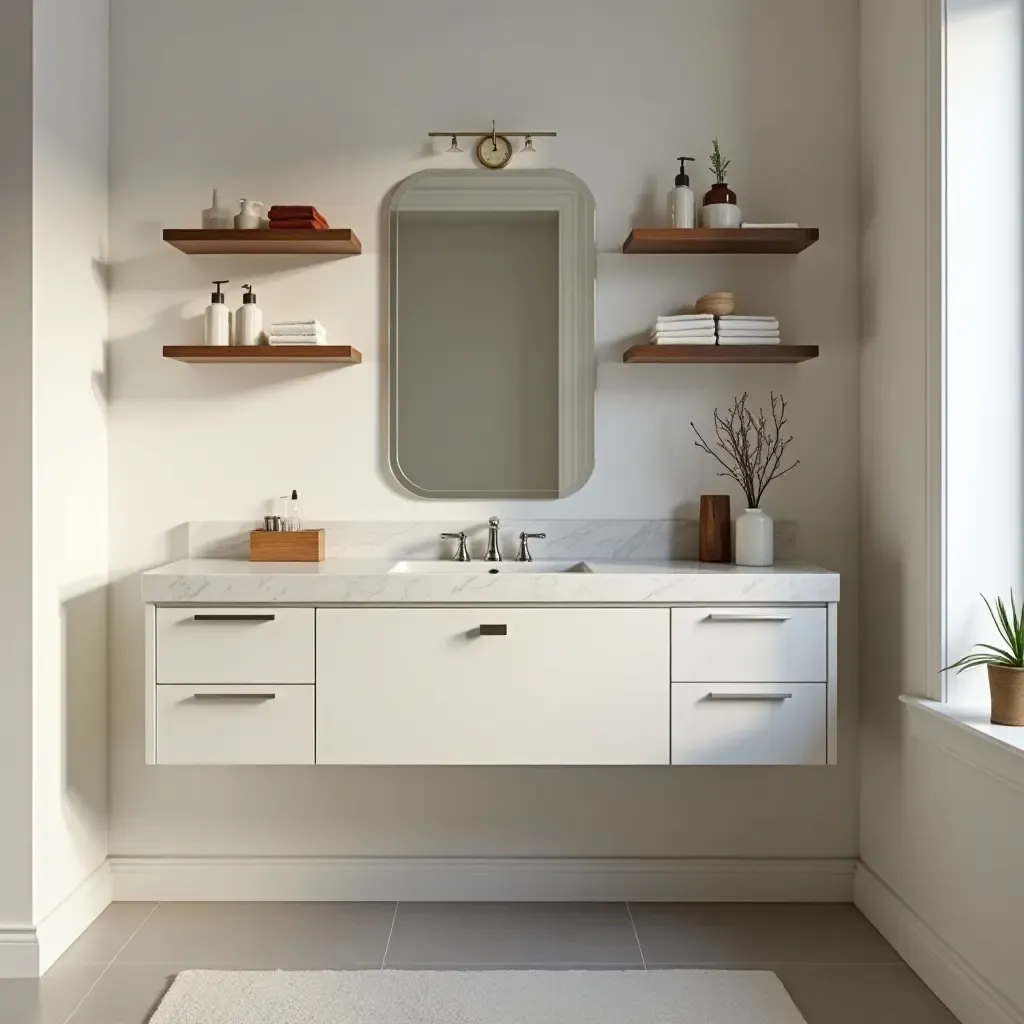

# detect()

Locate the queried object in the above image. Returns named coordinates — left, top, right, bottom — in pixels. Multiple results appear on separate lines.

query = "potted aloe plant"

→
left=944, top=592, right=1024, bottom=725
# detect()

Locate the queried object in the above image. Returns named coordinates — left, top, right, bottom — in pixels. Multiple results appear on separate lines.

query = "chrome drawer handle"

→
left=478, top=624, right=508, bottom=636
left=705, top=692, right=793, bottom=701
left=192, top=693, right=276, bottom=702
left=193, top=614, right=276, bottom=622
left=703, top=613, right=791, bottom=623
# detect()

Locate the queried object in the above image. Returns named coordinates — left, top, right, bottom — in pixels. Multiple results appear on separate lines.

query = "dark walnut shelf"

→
left=623, top=344, right=819, bottom=364
left=163, top=229, right=362, bottom=255
left=622, top=227, right=819, bottom=255
left=164, top=346, right=362, bottom=364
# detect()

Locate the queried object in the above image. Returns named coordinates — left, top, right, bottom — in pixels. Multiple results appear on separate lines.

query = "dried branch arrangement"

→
left=691, top=392, right=799, bottom=509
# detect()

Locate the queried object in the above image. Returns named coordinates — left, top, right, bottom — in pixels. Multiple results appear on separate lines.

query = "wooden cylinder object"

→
left=699, top=495, right=732, bottom=563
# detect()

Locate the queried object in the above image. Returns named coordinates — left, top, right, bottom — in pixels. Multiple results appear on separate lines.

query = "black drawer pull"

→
left=478, top=624, right=508, bottom=636
left=192, top=614, right=276, bottom=622
left=193, top=693, right=277, bottom=702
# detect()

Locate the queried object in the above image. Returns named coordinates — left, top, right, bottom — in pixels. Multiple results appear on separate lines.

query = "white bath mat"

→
left=149, top=969, right=808, bottom=1024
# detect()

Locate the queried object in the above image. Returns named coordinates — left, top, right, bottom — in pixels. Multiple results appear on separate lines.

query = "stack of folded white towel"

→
left=716, top=315, right=780, bottom=345
left=267, top=320, right=327, bottom=346
left=649, top=313, right=716, bottom=345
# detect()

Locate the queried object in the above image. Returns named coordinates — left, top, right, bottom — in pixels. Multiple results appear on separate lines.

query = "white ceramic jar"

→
left=734, top=508, right=773, bottom=566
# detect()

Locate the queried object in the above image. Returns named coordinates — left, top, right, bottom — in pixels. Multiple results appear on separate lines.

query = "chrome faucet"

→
left=485, top=517, right=502, bottom=562
left=516, top=531, right=547, bottom=562
left=440, top=531, right=471, bottom=562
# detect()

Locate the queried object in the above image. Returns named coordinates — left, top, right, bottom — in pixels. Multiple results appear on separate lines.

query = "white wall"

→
left=859, top=0, right=1024, bottom=1017
left=108, top=0, right=860, bottom=861
left=31, top=0, right=110, bottom=923
left=0, top=0, right=36, bottom=929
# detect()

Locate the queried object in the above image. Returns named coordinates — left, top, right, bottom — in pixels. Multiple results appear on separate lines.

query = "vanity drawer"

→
left=155, top=607, right=314, bottom=685
left=670, top=606, right=826, bottom=683
left=670, top=683, right=826, bottom=765
left=156, top=685, right=314, bottom=765
left=315, top=608, right=669, bottom=765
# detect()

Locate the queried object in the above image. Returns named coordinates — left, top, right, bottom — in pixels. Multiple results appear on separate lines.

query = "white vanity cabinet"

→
left=315, top=608, right=669, bottom=765
left=142, top=562, right=839, bottom=767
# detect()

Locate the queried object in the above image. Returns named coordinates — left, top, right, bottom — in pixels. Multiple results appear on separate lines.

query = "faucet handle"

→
left=441, top=531, right=472, bottom=562
left=516, top=531, right=547, bottom=562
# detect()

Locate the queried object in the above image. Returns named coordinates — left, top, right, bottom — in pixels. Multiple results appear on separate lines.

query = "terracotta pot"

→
left=987, top=664, right=1024, bottom=726
left=702, top=182, right=738, bottom=206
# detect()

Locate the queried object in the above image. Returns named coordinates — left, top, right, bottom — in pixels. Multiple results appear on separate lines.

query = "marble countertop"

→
left=142, top=558, right=840, bottom=605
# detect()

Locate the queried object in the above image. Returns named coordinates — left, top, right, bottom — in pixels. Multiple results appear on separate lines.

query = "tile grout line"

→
left=380, top=901, right=399, bottom=970
left=625, top=903, right=646, bottom=971
left=62, top=902, right=163, bottom=1024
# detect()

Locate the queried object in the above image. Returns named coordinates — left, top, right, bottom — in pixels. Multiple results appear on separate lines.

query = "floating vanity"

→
left=142, top=558, right=839, bottom=768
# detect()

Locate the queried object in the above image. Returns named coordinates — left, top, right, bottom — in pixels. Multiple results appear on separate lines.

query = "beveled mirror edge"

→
left=387, top=169, right=597, bottom=500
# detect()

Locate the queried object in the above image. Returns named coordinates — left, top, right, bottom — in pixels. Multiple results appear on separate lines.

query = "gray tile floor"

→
left=3, top=902, right=961, bottom=1024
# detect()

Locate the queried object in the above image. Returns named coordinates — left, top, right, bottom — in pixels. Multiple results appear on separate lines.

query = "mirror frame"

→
left=387, top=169, right=596, bottom=499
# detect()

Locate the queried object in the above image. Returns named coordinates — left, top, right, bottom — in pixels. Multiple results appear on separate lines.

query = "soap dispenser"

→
left=669, top=157, right=696, bottom=228
left=233, top=283, right=263, bottom=346
left=204, top=280, right=231, bottom=346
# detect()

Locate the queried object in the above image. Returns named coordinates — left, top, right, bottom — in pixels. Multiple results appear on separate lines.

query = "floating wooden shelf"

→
left=623, top=344, right=819, bottom=364
left=622, top=227, right=819, bottom=255
left=164, top=345, right=362, bottom=364
left=163, top=229, right=362, bottom=255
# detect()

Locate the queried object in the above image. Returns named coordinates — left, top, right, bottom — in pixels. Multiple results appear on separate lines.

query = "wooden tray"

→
left=250, top=529, right=326, bottom=562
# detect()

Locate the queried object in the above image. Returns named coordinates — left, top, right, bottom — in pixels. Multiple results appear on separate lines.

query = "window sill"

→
left=900, top=695, right=1024, bottom=792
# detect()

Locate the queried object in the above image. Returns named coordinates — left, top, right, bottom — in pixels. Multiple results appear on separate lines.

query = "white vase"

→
left=735, top=508, right=773, bottom=566
left=699, top=202, right=743, bottom=229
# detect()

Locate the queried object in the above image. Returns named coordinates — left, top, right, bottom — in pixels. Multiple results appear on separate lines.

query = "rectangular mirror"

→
left=388, top=170, right=595, bottom=499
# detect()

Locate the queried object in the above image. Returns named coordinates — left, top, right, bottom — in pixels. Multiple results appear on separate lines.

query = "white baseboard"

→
left=110, top=855, right=854, bottom=903
left=854, top=862, right=1023, bottom=1024
left=0, top=927, right=40, bottom=979
left=0, top=860, right=112, bottom=978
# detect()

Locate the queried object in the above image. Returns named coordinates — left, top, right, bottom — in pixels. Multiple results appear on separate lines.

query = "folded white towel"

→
left=268, top=334, right=326, bottom=346
left=653, top=334, right=717, bottom=345
left=717, top=335, right=781, bottom=345
left=718, top=327, right=781, bottom=335
left=718, top=331, right=781, bottom=339
left=269, top=321, right=326, bottom=336
left=650, top=326, right=717, bottom=337
left=718, top=316, right=780, bottom=325
left=656, top=314, right=714, bottom=323
left=271, top=319, right=321, bottom=326
left=651, top=330, right=716, bottom=341
left=740, top=222, right=799, bottom=229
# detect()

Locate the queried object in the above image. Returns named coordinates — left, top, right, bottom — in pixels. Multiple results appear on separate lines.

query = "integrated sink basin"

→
left=388, top=560, right=591, bottom=575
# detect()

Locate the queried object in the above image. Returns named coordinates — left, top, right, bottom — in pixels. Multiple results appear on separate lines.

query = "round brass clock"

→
left=476, top=133, right=513, bottom=170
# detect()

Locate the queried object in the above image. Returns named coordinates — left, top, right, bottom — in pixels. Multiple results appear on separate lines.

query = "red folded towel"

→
left=268, top=205, right=327, bottom=223
left=268, top=218, right=329, bottom=230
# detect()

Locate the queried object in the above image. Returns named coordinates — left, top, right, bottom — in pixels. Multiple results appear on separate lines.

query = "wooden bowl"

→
left=695, top=292, right=736, bottom=316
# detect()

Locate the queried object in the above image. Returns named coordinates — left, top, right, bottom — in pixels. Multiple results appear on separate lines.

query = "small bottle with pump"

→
left=285, top=489, right=302, bottom=532
left=233, top=284, right=263, bottom=346
left=204, top=280, right=231, bottom=346
left=669, top=157, right=696, bottom=229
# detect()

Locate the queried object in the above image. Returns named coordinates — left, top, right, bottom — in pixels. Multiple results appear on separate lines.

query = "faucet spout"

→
left=485, top=517, right=502, bottom=562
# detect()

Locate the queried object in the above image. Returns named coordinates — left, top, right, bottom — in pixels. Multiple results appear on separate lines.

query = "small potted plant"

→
left=944, top=593, right=1024, bottom=726
left=700, top=138, right=742, bottom=229
left=691, top=392, right=798, bottom=566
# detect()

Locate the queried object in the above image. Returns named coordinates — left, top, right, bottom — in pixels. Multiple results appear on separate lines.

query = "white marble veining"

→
left=142, top=557, right=839, bottom=605
left=183, top=518, right=799, bottom=563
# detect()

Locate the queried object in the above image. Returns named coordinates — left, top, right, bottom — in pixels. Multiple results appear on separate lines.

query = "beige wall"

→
left=859, top=0, right=1024, bottom=1016
left=108, top=0, right=860, bottom=862
left=31, top=0, right=110, bottom=924
left=0, top=0, right=36, bottom=929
